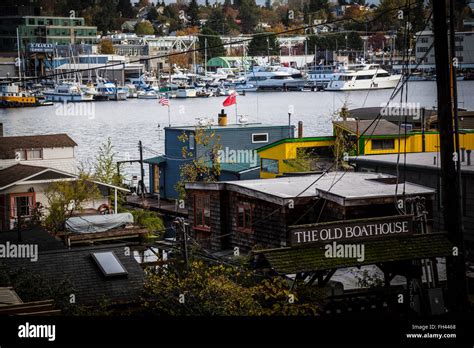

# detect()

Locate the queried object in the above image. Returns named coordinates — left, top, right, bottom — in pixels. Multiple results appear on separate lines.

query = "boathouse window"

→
left=261, top=158, right=279, bottom=174
left=10, top=193, right=35, bottom=218
left=189, top=134, right=195, bottom=150
left=236, top=205, right=252, bottom=232
left=371, top=139, right=395, bottom=150
left=252, top=133, right=268, bottom=143
left=194, top=194, right=210, bottom=230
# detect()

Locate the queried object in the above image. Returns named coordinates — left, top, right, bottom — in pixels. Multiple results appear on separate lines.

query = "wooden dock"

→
left=125, top=195, right=187, bottom=217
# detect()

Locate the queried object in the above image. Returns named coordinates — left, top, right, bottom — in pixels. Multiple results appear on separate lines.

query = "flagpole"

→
left=168, top=103, right=171, bottom=127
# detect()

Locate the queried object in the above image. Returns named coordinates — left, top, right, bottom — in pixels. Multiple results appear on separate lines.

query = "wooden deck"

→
left=125, top=195, right=188, bottom=217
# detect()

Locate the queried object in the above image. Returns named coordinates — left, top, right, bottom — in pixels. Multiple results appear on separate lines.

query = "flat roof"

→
left=186, top=171, right=435, bottom=206
left=166, top=123, right=293, bottom=131
left=351, top=152, right=474, bottom=173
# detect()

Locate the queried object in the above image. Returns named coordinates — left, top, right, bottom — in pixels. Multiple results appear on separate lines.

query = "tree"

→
left=44, top=174, right=100, bottom=233
left=93, top=137, right=126, bottom=214
left=198, top=27, right=226, bottom=62
left=248, top=32, right=280, bottom=56
left=135, top=20, right=155, bottom=35
left=175, top=126, right=222, bottom=199
left=117, top=0, right=135, bottom=18
left=98, top=39, right=114, bottom=54
left=237, top=0, right=259, bottom=34
left=187, top=0, right=200, bottom=26
left=143, top=260, right=322, bottom=315
left=93, top=0, right=120, bottom=33
left=147, top=5, right=159, bottom=21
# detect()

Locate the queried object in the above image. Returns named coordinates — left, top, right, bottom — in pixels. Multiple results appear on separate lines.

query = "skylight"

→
left=91, top=251, right=128, bottom=277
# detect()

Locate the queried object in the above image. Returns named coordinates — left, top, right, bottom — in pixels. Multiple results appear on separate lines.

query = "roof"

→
left=0, top=287, right=23, bottom=307
left=350, top=152, right=474, bottom=173
left=166, top=123, right=293, bottom=131
left=333, top=119, right=402, bottom=136
left=2, top=245, right=145, bottom=305
left=0, top=164, right=131, bottom=192
left=0, top=134, right=77, bottom=160
left=0, top=227, right=66, bottom=252
left=254, top=233, right=452, bottom=274
left=428, top=111, right=474, bottom=130
left=185, top=172, right=435, bottom=206
left=256, top=136, right=335, bottom=153
left=204, top=161, right=259, bottom=174
left=348, top=107, right=435, bottom=123
left=0, top=164, right=49, bottom=189
left=144, top=156, right=167, bottom=165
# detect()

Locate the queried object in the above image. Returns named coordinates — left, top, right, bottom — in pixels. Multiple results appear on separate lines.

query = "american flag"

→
left=159, top=97, right=169, bottom=106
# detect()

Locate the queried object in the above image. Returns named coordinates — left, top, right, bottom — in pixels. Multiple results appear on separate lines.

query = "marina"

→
left=0, top=0, right=473, bottom=341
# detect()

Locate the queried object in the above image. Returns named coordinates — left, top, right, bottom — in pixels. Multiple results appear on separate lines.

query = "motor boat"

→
left=325, top=64, right=401, bottom=91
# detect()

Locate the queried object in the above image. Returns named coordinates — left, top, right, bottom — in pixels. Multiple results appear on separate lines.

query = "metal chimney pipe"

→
left=467, top=149, right=472, bottom=166
left=298, top=121, right=303, bottom=138
left=461, top=147, right=465, bottom=162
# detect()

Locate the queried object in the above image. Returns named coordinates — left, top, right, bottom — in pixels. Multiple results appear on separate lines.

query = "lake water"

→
left=2, top=81, right=474, bottom=178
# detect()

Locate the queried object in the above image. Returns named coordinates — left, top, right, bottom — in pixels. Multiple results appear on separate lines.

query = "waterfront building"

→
left=415, top=30, right=474, bottom=68
left=0, top=129, right=78, bottom=173
left=0, top=16, right=97, bottom=52
left=350, top=152, right=474, bottom=251
left=256, top=119, right=474, bottom=178
left=0, top=164, right=129, bottom=231
left=185, top=171, right=453, bottom=314
left=145, top=115, right=294, bottom=200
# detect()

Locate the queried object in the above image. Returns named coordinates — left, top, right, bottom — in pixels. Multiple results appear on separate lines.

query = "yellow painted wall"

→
left=259, top=139, right=334, bottom=178
left=259, top=132, right=474, bottom=178
left=363, top=132, right=474, bottom=155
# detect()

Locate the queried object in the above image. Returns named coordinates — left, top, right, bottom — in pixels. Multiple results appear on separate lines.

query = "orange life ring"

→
left=98, top=203, right=112, bottom=214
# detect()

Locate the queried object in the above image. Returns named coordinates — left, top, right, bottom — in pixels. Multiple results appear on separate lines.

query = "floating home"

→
left=256, top=119, right=474, bottom=178
left=145, top=111, right=294, bottom=200
left=350, top=152, right=474, bottom=253
left=185, top=172, right=453, bottom=315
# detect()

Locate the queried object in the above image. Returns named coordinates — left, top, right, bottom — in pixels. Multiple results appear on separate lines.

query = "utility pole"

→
left=175, top=217, right=189, bottom=271
left=432, top=0, right=468, bottom=312
left=138, top=140, right=145, bottom=200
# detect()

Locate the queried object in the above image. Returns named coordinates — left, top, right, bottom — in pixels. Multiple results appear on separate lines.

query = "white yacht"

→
left=246, top=66, right=306, bottom=90
left=325, top=64, right=401, bottom=91
left=307, top=64, right=344, bottom=89
left=95, top=81, right=127, bottom=101
left=44, top=82, right=93, bottom=102
left=175, top=86, right=197, bottom=98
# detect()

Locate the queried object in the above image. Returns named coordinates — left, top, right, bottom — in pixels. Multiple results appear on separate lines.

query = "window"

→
left=91, top=251, right=128, bottom=277
left=27, top=149, right=42, bottom=159
left=194, top=194, right=210, bottom=230
left=375, top=73, right=390, bottom=78
left=236, top=205, right=252, bottom=232
left=371, top=139, right=395, bottom=150
left=261, top=158, right=279, bottom=173
left=10, top=193, right=35, bottom=218
left=252, top=133, right=268, bottom=143
left=355, top=75, right=374, bottom=80
left=189, top=134, right=195, bottom=150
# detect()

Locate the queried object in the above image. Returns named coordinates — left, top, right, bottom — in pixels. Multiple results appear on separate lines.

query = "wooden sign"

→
left=290, top=215, right=413, bottom=246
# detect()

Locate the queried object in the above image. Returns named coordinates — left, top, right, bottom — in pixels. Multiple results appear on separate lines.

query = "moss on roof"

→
left=254, top=233, right=452, bottom=274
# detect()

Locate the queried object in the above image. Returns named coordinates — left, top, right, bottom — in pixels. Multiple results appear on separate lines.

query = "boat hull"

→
left=325, top=75, right=401, bottom=91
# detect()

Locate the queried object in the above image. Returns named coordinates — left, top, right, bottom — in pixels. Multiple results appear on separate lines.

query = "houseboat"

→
left=43, top=82, right=94, bottom=102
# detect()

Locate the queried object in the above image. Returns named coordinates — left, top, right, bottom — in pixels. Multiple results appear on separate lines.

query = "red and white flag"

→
left=159, top=97, right=169, bottom=106
left=222, top=92, right=237, bottom=107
